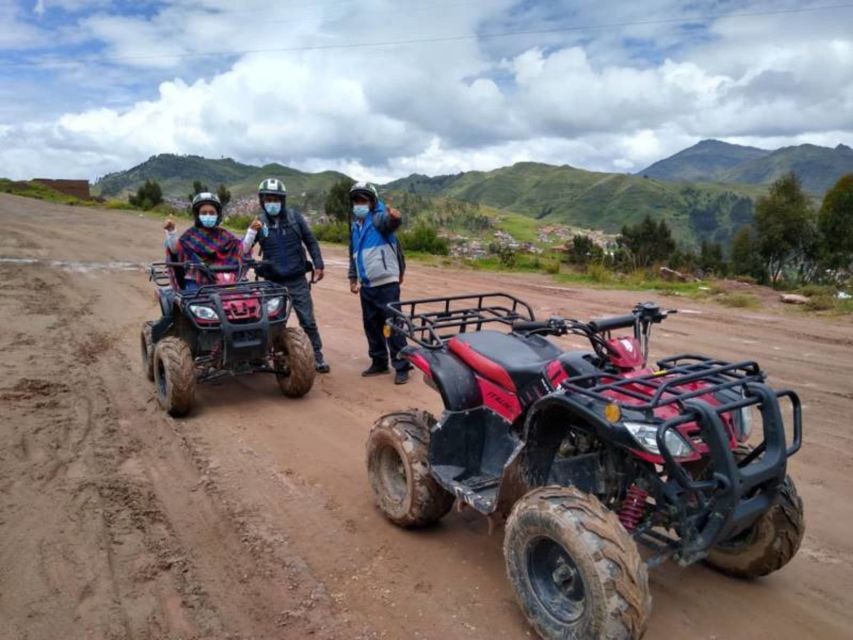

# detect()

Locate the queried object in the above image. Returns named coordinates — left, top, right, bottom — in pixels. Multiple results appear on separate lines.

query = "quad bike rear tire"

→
left=504, top=486, right=651, bottom=640
left=141, top=322, right=154, bottom=382
left=366, top=410, right=454, bottom=528
left=274, top=327, right=315, bottom=398
left=153, top=336, right=196, bottom=417
left=704, top=446, right=805, bottom=578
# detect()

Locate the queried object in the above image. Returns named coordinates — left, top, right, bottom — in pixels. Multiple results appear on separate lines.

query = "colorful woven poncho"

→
left=174, top=225, right=243, bottom=285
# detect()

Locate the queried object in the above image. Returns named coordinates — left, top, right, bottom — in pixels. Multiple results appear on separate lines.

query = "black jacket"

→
left=254, top=208, right=324, bottom=281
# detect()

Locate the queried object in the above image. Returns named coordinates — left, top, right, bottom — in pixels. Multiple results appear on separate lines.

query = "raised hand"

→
left=164, top=217, right=176, bottom=232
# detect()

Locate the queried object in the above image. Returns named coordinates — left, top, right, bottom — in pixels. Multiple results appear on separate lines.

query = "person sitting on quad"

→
left=245, top=178, right=330, bottom=374
left=163, top=192, right=255, bottom=290
left=347, top=182, right=411, bottom=385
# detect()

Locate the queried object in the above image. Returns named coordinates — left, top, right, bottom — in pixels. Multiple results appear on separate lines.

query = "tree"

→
left=730, top=226, right=763, bottom=280
left=189, top=180, right=209, bottom=202
left=129, top=179, right=163, bottom=210
left=754, top=172, right=815, bottom=283
left=617, top=215, right=676, bottom=269
left=565, top=234, right=604, bottom=266
left=324, top=178, right=355, bottom=222
left=818, top=173, right=853, bottom=270
left=217, top=183, right=232, bottom=208
left=698, top=239, right=727, bottom=276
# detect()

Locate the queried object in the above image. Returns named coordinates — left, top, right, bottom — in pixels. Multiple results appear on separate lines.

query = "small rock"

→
left=781, top=294, right=809, bottom=305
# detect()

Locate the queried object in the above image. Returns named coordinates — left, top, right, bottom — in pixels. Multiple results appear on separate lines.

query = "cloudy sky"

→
left=1, top=0, right=852, bottom=182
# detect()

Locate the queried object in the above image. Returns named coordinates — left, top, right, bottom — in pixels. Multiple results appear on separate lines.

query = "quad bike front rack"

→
left=560, top=355, right=803, bottom=564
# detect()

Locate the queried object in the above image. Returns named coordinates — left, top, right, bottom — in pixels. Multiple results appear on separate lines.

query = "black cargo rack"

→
left=387, top=293, right=535, bottom=348
left=560, top=354, right=766, bottom=415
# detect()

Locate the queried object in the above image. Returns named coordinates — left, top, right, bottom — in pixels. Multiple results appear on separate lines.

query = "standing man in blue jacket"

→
left=347, top=182, right=411, bottom=384
left=248, top=178, right=330, bottom=373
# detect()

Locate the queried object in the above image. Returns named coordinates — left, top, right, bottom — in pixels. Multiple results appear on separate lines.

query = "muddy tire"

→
left=366, top=410, right=454, bottom=528
left=273, top=327, right=315, bottom=398
left=705, top=447, right=804, bottom=578
left=504, top=486, right=651, bottom=640
left=153, top=336, right=196, bottom=417
left=141, top=322, right=154, bottom=382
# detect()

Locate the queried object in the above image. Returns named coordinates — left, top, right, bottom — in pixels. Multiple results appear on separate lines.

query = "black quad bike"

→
left=365, top=293, right=804, bottom=640
left=140, top=260, right=315, bottom=416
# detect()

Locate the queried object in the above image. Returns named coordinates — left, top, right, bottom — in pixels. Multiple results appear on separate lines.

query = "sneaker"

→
left=394, top=369, right=410, bottom=385
left=362, top=362, right=390, bottom=377
left=315, top=359, right=331, bottom=374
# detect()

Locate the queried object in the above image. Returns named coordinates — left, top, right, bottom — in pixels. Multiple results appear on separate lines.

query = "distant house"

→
left=33, top=179, right=91, bottom=200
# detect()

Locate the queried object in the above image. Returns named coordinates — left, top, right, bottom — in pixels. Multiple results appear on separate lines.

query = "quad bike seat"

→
left=448, top=330, right=562, bottom=391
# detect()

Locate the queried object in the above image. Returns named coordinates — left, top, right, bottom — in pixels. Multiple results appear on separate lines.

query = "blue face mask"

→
left=264, top=202, right=282, bottom=216
left=199, top=213, right=218, bottom=228
left=353, top=204, right=370, bottom=219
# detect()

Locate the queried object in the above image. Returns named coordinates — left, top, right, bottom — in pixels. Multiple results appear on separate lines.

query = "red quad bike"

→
left=365, top=293, right=804, bottom=640
left=140, top=259, right=315, bottom=416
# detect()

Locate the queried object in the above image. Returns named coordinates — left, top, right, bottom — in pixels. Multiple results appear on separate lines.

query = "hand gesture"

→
left=250, top=217, right=262, bottom=231
left=386, top=198, right=401, bottom=220
left=164, top=217, right=176, bottom=232
left=350, top=280, right=360, bottom=294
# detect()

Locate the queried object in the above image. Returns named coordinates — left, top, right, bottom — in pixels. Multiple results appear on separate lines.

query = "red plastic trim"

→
left=448, top=337, right=516, bottom=391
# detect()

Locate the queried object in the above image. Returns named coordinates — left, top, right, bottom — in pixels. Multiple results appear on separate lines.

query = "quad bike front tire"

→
left=153, top=336, right=196, bottom=417
left=504, top=486, right=651, bottom=640
left=274, top=326, right=315, bottom=398
left=704, top=446, right=805, bottom=578
left=141, top=322, right=154, bottom=382
left=366, top=410, right=454, bottom=528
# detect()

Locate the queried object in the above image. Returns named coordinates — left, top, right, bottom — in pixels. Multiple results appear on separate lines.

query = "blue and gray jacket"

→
left=348, top=200, right=403, bottom=288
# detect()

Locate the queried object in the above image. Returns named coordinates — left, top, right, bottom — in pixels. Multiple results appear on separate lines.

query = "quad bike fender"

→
left=151, top=315, right=174, bottom=343
left=405, top=347, right=483, bottom=411
left=519, top=393, right=628, bottom=487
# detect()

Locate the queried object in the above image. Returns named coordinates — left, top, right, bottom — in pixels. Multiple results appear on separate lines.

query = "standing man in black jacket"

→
left=247, top=178, right=330, bottom=373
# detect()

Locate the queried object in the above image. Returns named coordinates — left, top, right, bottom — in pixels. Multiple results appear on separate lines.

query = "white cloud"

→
left=0, top=0, right=852, bottom=180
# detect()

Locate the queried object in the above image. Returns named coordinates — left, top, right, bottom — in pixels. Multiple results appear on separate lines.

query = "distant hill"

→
left=639, top=140, right=769, bottom=182
left=720, top=143, right=853, bottom=194
left=386, top=161, right=766, bottom=246
left=639, top=140, right=853, bottom=194
left=93, top=154, right=349, bottom=201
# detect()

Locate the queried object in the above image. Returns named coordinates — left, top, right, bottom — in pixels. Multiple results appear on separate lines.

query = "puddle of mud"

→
left=0, top=257, right=146, bottom=273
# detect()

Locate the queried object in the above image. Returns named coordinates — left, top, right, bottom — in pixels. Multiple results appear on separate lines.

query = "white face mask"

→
left=353, top=204, right=370, bottom=219
left=264, top=202, right=282, bottom=216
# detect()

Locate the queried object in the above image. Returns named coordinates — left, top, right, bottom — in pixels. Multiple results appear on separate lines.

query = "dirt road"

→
left=1, top=194, right=852, bottom=640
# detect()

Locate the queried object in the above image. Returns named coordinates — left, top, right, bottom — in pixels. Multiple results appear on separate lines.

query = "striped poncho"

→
left=174, top=225, right=243, bottom=285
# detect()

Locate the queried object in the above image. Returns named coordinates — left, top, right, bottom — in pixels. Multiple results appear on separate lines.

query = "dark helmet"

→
left=191, top=191, right=223, bottom=225
left=258, top=177, right=287, bottom=207
left=349, top=181, right=379, bottom=207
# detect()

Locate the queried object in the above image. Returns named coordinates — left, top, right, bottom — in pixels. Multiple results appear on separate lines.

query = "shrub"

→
left=399, top=224, right=450, bottom=255
left=313, top=221, right=350, bottom=244
left=717, top=293, right=758, bottom=308
left=805, top=294, right=835, bottom=311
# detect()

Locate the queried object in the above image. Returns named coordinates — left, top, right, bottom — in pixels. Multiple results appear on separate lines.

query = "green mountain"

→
left=385, top=161, right=766, bottom=246
left=720, top=143, right=853, bottom=194
left=93, top=153, right=348, bottom=201
left=639, top=139, right=769, bottom=182
left=639, top=140, right=853, bottom=194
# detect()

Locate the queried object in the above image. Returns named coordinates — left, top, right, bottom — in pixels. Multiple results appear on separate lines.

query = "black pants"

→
left=360, top=282, right=410, bottom=372
left=281, top=275, right=323, bottom=361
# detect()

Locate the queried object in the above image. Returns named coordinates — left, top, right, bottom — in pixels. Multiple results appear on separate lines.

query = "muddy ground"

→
left=1, top=193, right=851, bottom=640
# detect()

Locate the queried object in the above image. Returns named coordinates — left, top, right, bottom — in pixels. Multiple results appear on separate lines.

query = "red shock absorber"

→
left=618, top=484, right=649, bottom=532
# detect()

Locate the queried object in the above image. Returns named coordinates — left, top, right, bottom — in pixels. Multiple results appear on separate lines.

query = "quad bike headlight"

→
left=189, top=304, right=218, bottom=322
left=733, top=404, right=758, bottom=442
left=624, top=421, right=694, bottom=458
left=265, top=296, right=284, bottom=316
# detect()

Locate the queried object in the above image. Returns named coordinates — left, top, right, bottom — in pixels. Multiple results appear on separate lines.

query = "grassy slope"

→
left=0, top=179, right=86, bottom=204
left=387, top=162, right=767, bottom=245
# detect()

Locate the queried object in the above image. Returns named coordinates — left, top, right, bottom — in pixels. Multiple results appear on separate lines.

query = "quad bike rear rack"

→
left=560, top=355, right=803, bottom=564
left=387, top=292, right=535, bottom=348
